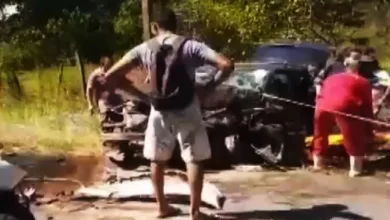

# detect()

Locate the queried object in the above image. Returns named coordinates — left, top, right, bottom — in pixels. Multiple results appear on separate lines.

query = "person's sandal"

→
left=306, top=166, right=329, bottom=174
left=192, top=212, right=219, bottom=220
left=349, top=170, right=364, bottom=178
left=157, top=206, right=182, bottom=219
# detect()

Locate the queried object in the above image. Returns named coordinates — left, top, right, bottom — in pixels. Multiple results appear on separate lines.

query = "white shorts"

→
left=143, top=98, right=211, bottom=163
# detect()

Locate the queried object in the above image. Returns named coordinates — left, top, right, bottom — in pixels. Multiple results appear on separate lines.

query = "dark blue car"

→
left=253, top=42, right=331, bottom=68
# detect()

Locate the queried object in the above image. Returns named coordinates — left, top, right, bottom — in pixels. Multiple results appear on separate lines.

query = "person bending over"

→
left=86, top=56, right=123, bottom=121
left=313, top=48, right=374, bottom=177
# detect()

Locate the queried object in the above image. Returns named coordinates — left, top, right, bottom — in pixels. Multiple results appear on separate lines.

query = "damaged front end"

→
left=201, top=63, right=314, bottom=168
left=0, top=160, right=36, bottom=220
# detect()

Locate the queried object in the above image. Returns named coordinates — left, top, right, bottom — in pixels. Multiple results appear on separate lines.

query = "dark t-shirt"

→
left=359, top=60, right=380, bottom=79
left=314, top=58, right=345, bottom=85
left=322, top=59, right=345, bottom=78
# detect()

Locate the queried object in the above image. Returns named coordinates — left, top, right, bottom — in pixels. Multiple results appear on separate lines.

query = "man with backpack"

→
left=103, top=8, right=234, bottom=219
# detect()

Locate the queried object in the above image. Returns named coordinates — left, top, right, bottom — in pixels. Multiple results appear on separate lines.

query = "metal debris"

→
left=72, top=170, right=226, bottom=210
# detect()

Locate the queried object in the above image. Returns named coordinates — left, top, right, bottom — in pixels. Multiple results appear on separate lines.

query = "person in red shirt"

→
left=313, top=48, right=374, bottom=177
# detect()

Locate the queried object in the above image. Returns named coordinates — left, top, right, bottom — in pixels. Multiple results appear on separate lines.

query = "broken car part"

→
left=73, top=170, right=226, bottom=210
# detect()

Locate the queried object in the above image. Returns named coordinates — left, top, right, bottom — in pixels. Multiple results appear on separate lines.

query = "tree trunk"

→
left=142, top=0, right=152, bottom=40
left=75, top=50, right=86, bottom=97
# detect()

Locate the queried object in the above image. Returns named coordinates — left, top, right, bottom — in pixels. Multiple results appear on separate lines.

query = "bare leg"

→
left=151, top=161, right=171, bottom=216
left=186, top=162, right=204, bottom=219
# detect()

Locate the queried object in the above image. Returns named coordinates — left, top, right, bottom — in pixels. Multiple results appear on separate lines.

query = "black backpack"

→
left=146, top=36, right=195, bottom=111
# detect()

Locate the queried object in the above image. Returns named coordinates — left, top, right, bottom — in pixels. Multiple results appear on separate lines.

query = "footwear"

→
left=349, top=156, right=363, bottom=178
left=191, top=212, right=217, bottom=220
left=313, top=155, right=326, bottom=170
left=349, top=170, right=363, bottom=177
left=157, top=206, right=182, bottom=219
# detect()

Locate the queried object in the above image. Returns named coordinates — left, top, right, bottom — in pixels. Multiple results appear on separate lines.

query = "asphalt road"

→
left=32, top=169, right=390, bottom=220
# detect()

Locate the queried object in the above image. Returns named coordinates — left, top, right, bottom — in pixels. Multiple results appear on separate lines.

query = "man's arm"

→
left=86, top=87, right=95, bottom=108
left=187, top=41, right=234, bottom=87
left=103, top=44, right=150, bottom=102
left=86, top=71, right=98, bottom=111
left=360, top=80, right=375, bottom=142
left=361, top=80, right=374, bottom=119
left=104, top=45, right=143, bottom=79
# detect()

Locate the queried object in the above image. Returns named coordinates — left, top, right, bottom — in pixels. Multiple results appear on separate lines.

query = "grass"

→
left=0, top=64, right=103, bottom=155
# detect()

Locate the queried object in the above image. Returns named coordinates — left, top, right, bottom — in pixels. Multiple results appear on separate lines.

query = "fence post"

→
left=7, top=71, right=22, bottom=100
left=75, top=50, right=86, bottom=97
left=57, top=63, right=64, bottom=97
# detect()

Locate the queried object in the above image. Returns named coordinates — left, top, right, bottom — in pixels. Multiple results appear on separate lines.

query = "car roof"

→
left=252, top=42, right=331, bottom=66
left=258, top=42, right=331, bottom=52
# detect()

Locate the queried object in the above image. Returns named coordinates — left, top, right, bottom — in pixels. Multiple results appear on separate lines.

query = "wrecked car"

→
left=201, top=43, right=331, bottom=167
left=99, top=43, right=331, bottom=169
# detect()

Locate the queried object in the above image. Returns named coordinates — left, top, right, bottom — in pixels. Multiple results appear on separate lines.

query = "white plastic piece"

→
left=0, top=160, right=27, bottom=190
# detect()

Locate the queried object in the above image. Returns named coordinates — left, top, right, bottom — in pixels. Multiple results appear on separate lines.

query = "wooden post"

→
left=75, top=50, right=86, bottom=97
left=142, top=0, right=152, bottom=40
left=57, top=63, right=64, bottom=96
left=7, top=71, right=22, bottom=100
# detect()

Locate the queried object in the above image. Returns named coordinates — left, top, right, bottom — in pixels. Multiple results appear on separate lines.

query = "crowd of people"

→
left=85, top=7, right=386, bottom=219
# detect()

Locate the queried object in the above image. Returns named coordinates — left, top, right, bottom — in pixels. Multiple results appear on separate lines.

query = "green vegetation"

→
left=1, top=0, right=390, bottom=154
left=0, top=65, right=102, bottom=154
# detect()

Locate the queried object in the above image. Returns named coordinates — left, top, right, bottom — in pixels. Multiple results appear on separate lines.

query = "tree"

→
left=114, top=0, right=143, bottom=53
left=173, top=0, right=368, bottom=58
left=0, top=0, right=127, bottom=66
left=360, top=0, right=390, bottom=55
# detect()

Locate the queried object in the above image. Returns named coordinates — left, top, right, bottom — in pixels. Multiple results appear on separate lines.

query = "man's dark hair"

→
left=100, top=56, right=112, bottom=66
left=348, top=47, right=362, bottom=56
left=363, top=47, right=376, bottom=55
left=329, top=47, right=336, bottom=57
left=335, top=46, right=350, bottom=62
left=152, top=7, right=177, bottom=32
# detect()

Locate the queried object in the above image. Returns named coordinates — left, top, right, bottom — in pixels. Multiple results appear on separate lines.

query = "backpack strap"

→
left=145, top=37, right=161, bottom=94
left=171, top=36, right=188, bottom=53
left=146, top=36, right=188, bottom=53
left=160, top=36, right=189, bottom=95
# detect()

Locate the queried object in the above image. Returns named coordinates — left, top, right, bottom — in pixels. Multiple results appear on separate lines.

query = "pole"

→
left=142, top=0, right=152, bottom=40
left=75, top=50, right=86, bottom=97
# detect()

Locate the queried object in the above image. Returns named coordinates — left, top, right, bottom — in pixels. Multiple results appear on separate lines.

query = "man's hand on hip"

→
left=88, top=105, right=95, bottom=116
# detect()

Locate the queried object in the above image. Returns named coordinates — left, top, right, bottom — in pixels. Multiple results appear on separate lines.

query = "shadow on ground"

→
left=217, top=204, right=372, bottom=220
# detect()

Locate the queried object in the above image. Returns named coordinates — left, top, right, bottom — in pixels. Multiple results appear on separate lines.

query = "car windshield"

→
left=254, top=45, right=330, bottom=67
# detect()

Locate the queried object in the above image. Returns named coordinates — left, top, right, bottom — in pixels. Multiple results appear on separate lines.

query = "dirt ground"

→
left=3, top=153, right=390, bottom=220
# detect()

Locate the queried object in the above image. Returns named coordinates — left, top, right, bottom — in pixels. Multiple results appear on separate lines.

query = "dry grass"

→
left=0, top=65, right=102, bottom=155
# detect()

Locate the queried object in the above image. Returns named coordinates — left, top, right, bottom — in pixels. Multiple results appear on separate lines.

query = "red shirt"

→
left=316, top=72, right=373, bottom=119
